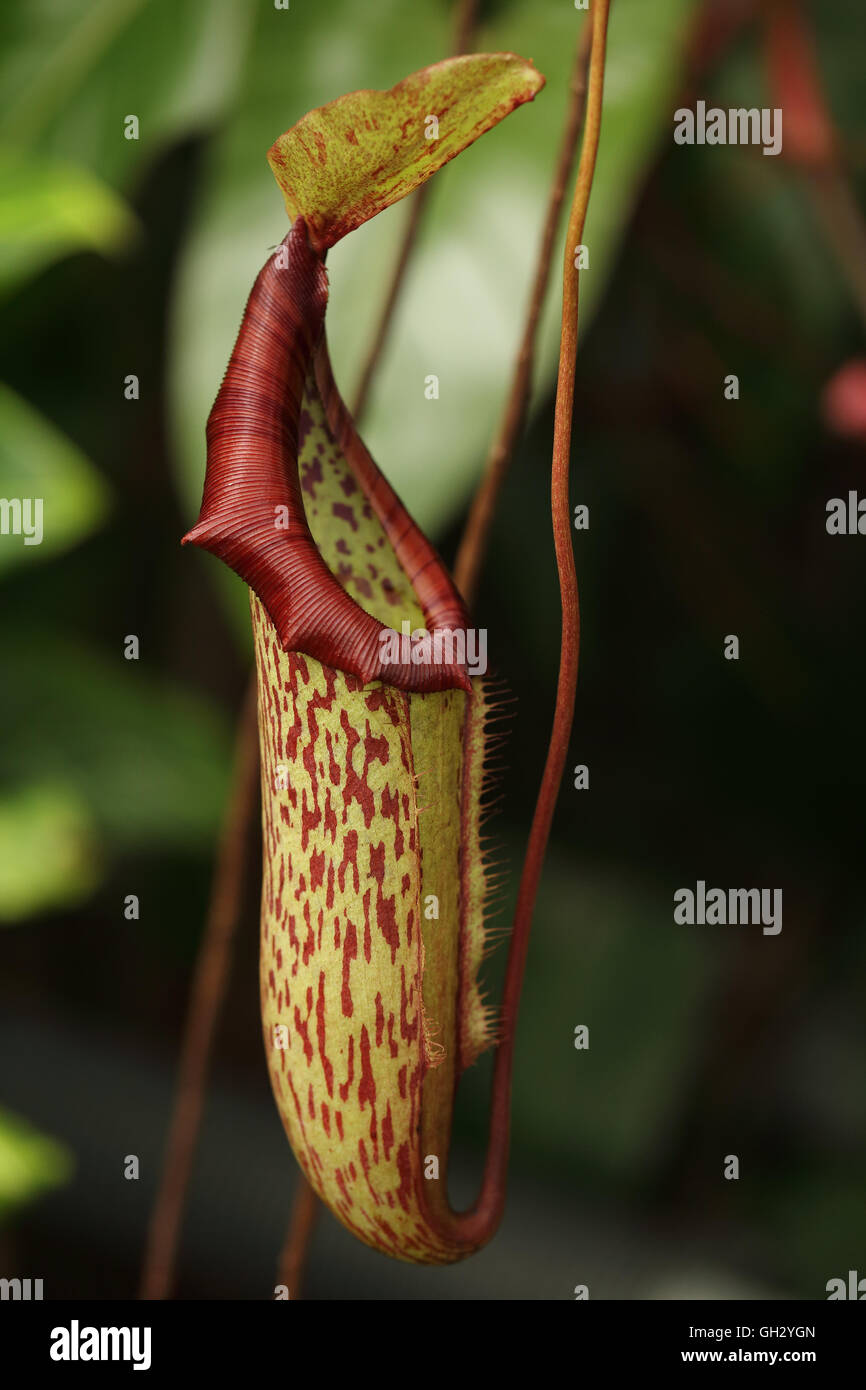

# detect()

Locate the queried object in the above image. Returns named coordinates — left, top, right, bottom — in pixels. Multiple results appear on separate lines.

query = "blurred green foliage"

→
left=0, top=1106, right=72, bottom=1220
left=0, top=150, right=135, bottom=298
left=0, top=383, right=109, bottom=574
left=0, top=782, right=98, bottom=922
left=0, top=632, right=230, bottom=854
left=0, top=0, right=245, bottom=931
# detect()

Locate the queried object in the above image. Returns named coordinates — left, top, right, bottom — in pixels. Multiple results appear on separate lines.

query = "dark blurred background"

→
left=1, top=0, right=864, bottom=1299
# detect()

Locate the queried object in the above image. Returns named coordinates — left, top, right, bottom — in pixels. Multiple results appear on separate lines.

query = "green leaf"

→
left=0, top=0, right=251, bottom=188
left=268, top=54, right=544, bottom=251
left=0, top=1106, right=73, bottom=1219
left=0, top=633, right=232, bottom=852
left=0, top=148, right=137, bottom=297
left=0, top=382, right=109, bottom=574
left=0, top=783, right=100, bottom=922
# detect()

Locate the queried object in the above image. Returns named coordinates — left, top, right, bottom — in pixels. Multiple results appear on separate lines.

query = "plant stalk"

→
left=430, top=0, right=612, bottom=1249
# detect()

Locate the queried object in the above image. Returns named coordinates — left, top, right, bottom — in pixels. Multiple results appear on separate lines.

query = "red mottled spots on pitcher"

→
left=255, top=615, right=483, bottom=1262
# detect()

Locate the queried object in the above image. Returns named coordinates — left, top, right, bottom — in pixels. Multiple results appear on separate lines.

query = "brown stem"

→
left=276, top=1177, right=321, bottom=1299
left=453, top=0, right=478, bottom=57
left=430, top=0, right=612, bottom=1249
left=139, top=677, right=260, bottom=1300
left=454, top=18, right=594, bottom=607
left=350, top=0, right=479, bottom=424
left=475, top=0, right=610, bottom=1237
left=350, top=184, right=433, bottom=424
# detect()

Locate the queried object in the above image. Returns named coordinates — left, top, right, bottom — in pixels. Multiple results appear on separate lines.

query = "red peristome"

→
left=183, top=216, right=472, bottom=693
